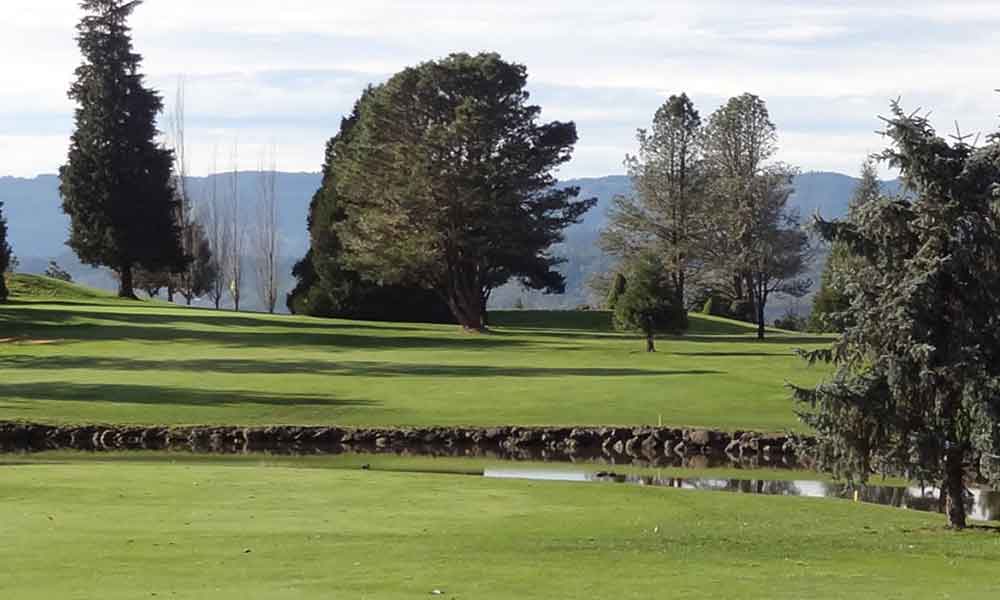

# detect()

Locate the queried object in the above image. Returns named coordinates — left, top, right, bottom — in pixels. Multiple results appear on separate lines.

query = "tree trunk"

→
left=167, top=287, right=175, bottom=303
left=756, top=283, right=766, bottom=340
left=118, top=264, right=137, bottom=299
left=943, top=448, right=967, bottom=529
left=447, top=293, right=485, bottom=332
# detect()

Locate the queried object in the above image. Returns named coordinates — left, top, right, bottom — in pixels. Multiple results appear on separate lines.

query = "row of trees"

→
left=601, top=93, right=812, bottom=341
left=57, top=0, right=282, bottom=312
left=289, top=53, right=595, bottom=330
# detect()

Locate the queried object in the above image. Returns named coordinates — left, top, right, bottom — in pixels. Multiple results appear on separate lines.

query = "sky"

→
left=2, top=0, right=999, bottom=179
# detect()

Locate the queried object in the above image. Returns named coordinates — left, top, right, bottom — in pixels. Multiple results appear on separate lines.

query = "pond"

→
left=4, top=449, right=997, bottom=522
left=484, top=467, right=1000, bottom=522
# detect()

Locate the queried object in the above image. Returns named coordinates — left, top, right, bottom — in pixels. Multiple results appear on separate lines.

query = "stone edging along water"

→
left=0, top=421, right=816, bottom=468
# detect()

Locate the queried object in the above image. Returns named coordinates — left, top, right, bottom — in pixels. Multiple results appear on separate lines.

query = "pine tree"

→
left=60, top=0, right=183, bottom=298
left=0, top=201, right=11, bottom=302
left=809, top=159, right=881, bottom=332
left=613, top=252, right=688, bottom=352
left=334, top=53, right=595, bottom=331
left=794, top=102, right=1000, bottom=529
left=602, top=94, right=705, bottom=308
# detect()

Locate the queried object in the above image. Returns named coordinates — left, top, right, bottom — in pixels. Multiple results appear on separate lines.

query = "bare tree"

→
left=227, top=141, right=244, bottom=311
left=204, top=146, right=230, bottom=309
left=166, top=77, right=192, bottom=304
left=252, top=147, right=280, bottom=313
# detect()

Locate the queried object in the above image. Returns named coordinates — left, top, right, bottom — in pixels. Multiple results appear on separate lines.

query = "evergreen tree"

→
left=287, top=94, right=455, bottom=324
left=809, top=159, right=882, bottom=332
left=794, top=102, right=1000, bottom=529
left=60, top=0, right=183, bottom=298
left=602, top=93, right=705, bottom=308
left=613, top=253, right=688, bottom=352
left=334, top=53, right=595, bottom=330
left=0, top=201, right=10, bottom=302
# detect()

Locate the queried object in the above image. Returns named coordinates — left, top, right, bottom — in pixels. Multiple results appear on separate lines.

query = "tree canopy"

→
left=808, top=159, right=881, bottom=333
left=793, top=102, right=1000, bottom=529
left=332, top=53, right=595, bottom=330
left=602, top=93, right=705, bottom=309
left=59, top=0, right=183, bottom=298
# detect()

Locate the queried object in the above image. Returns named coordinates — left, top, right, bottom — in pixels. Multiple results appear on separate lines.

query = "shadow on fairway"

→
left=1, top=308, right=527, bottom=351
left=0, top=381, right=374, bottom=409
left=0, top=355, right=723, bottom=379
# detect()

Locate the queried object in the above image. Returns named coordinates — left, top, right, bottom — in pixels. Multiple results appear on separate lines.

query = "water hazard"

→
left=484, top=468, right=1000, bottom=522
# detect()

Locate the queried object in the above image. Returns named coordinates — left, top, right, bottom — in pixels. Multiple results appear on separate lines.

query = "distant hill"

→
left=0, top=170, right=898, bottom=314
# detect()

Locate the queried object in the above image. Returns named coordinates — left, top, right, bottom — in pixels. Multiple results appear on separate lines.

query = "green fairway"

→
left=1, top=457, right=998, bottom=599
left=0, top=275, right=830, bottom=431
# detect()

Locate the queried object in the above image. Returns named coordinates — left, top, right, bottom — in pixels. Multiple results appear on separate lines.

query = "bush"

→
left=613, top=254, right=688, bottom=352
left=44, top=261, right=73, bottom=283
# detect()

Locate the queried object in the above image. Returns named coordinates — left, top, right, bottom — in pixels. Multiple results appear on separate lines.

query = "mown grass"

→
left=0, top=274, right=831, bottom=431
left=1, top=459, right=998, bottom=599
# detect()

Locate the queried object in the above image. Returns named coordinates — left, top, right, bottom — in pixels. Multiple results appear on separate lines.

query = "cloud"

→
left=1, top=0, right=998, bottom=178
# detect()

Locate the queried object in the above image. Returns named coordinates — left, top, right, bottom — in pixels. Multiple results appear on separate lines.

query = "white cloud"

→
left=1, top=0, right=999, bottom=178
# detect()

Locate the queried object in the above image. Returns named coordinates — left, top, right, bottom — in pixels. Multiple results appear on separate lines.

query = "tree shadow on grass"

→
left=0, top=355, right=723, bottom=378
left=1, top=308, right=535, bottom=352
left=0, top=381, right=375, bottom=409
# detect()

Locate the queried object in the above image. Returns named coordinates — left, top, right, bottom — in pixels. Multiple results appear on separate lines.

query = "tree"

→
left=44, top=261, right=73, bottom=283
left=0, top=201, right=10, bottom=302
left=287, top=97, right=457, bottom=324
left=252, top=151, right=280, bottom=314
left=793, top=101, right=1000, bottom=529
left=176, top=220, right=216, bottom=305
left=226, top=143, right=244, bottom=311
left=612, top=253, right=688, bottom=352
left=134, top=267, right=168, bottom=297
left=602, top=93, right=705, bottom=308
left=59, top=0, right=183, bottom=298
left=334, top=53, right=595, bottom=331
left=701, top=94, right=811, bottom=338
left=606, top=272, right=627, bottom=310
left=809, top=159, right=882, bottom=332
left=203, top=149, right=230, bottom=310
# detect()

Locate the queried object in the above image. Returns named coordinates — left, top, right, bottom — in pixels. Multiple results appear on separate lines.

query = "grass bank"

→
left=1, top=459, right=998, bottom=599
left=0, top=275, right=830, bottom=431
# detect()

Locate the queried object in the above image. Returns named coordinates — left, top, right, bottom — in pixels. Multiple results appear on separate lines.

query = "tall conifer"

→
left=60, top=0, right=182, bottom=298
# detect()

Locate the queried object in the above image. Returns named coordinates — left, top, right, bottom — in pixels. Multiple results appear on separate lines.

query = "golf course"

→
left=3, top=275, right=1000, bottom=599
left=0, top=275, right=830, bottom=431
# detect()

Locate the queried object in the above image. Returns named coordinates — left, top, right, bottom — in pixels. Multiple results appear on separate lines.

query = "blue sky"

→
left=2, top=0, right=999, bottom=179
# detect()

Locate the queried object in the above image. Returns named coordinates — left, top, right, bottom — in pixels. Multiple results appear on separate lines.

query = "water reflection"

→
left=484, top=469, right=1000, bottom=522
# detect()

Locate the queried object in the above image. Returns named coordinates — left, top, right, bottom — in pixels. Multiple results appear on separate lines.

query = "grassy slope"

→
left=0, top=275, right=830, bottom=430
left=2, top=459, right=998, bottom=599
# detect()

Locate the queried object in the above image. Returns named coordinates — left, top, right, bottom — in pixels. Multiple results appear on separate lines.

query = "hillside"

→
left=0, top=171, right=898, bottom=313
left=0, top=274, right=829, bottom=431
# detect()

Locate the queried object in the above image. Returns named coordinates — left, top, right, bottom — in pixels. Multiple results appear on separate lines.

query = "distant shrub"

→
left=575, top=304, right=592, bottom=311
left=44, top=261, right=73, bottom=283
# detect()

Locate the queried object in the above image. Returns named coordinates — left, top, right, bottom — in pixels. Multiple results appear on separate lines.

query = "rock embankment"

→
left=0, top=422, right=814, bottom=467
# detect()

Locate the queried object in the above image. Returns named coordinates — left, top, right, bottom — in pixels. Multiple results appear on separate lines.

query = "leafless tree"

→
left=227, top=141, right=244, bottom=311
left=166, top=77, right=192, bottom=303
left=204, top=146, right=230, bottom=309
left=253, top=147, right=280, bottom=313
